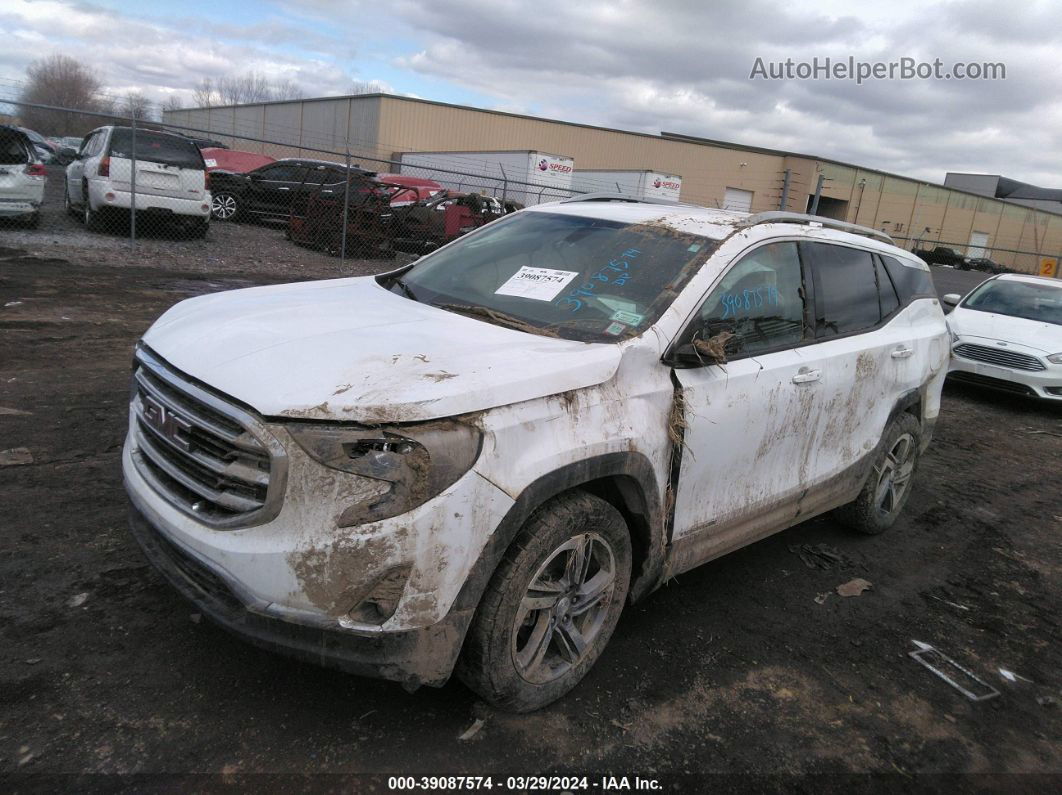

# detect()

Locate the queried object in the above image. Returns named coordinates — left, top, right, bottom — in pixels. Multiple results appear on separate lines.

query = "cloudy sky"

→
left=1, top=0, right=1060, bottom=185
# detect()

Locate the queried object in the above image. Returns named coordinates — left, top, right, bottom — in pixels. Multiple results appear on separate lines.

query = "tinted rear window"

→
left=881, top=255, right=935, bottom=301
left=805, top=242, right=881, bottom=335
left=0, top=131, right=32, bottom=165
left=109, top=130, right=204, bottom=169
left=875, top=255, right=901, bottom=317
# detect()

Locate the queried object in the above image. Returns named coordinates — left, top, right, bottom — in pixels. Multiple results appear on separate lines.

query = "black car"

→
left=208, top=158, right=375, bottom=222
left=963, top=257, right=1008, bottom=274
left=914, top=245, right=965, bottom=267
left=188, top=137, right=229, bottom=150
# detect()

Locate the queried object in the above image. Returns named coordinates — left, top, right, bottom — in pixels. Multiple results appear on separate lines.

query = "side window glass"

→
left=881, top=255, right=934, bottom=301
left=688, top=241, right=806, bottom=359
left=876, top=255, right=900, bottom=318
left=806, top=243, right=880, bottom=335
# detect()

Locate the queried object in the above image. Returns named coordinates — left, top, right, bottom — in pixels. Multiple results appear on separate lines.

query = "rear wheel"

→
left=83, top=200, right=102, bottom=232
left=834, top=412, right=922, bottom=535
left=211, top=192, right=239, bottom=221
left=458, top=490, right=631, bottom=712
left=63, top=186, right=78, bottom=218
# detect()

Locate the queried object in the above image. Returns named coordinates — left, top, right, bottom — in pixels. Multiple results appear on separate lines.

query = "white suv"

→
left=65, top=126, right=211, bottom=236
left=0, top=125, right=46, bottom=227
left=123, top=197, right=949, bottom=711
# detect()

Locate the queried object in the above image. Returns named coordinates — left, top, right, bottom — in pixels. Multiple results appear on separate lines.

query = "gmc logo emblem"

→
left=142, top=395, right=193, bottom=451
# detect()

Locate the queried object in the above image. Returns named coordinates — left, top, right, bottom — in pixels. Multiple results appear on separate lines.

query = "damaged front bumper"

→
left=127, top=501, right=473, bottom=687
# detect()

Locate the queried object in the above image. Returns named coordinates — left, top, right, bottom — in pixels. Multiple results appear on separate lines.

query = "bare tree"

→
left=122, top=91, right=155, bottom=121
left=161, top=95, right=183, bottom=113
left=191, top=77, right=218, bottom=108
left=17, top=54, right=109, bottom=135
left=350, top=80, right=387, bottom=95
left=268, top=77, right=304, bottom=101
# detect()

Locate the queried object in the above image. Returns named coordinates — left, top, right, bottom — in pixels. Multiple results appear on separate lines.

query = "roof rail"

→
left=740, top=211, right=895, bottom=245
left=557, top=192, right=682, bottom=206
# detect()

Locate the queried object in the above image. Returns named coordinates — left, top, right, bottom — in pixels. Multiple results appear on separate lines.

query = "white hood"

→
left=949, top=306, right=1062, bottom=354
left=143, top=276, right=622, bottom=423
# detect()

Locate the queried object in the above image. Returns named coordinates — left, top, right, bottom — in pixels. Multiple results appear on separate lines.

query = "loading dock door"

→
left=967, top=232, right=990, bottom=259
left=723, top=187, right=754, bottom=212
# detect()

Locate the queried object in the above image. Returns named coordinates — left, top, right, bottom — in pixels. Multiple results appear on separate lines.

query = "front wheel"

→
left=834, top=412, right=922, bottom=535
left=458, top=490, right=631, bottom=712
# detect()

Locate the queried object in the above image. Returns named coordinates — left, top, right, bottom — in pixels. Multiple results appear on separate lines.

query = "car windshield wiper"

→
left=391, top=277, right=419, bottom=302
left=434, top=303, right=559, bottom=337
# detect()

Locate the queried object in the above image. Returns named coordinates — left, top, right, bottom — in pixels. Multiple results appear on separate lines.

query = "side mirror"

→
left=60, top=147, right=78, bottom=159
left=941, top=293, right=961, bottom=307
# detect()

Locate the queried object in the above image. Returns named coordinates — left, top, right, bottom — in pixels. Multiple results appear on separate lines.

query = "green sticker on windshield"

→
left=610, top=310, right=644, bottom=326
left=604, top=322, right=627, bottom=336
left=688, top=243, right=702, bottom=252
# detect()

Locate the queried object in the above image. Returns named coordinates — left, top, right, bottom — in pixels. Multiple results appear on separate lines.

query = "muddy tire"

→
left=457, top=490, right=631, bottom=712
left=834, top=412, right=922, bottom=535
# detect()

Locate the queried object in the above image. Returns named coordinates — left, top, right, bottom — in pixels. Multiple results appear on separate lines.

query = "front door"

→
left=668, top=241, right=829, bottom=574
left=246, top=164, right=308, bottom=217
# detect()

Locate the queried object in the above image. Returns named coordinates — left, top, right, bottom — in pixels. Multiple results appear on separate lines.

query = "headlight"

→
left=1047, top=352, right=1062, bottom=364
left=287, top=420, right=482, bottom=527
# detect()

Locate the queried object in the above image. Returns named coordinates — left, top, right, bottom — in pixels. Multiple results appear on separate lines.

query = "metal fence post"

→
left=499, top=164, right=508, bottom=202
left=340, top=148, right=352, bottom=263
left=130, top=116, right=137, bottom=244
left=809, top=173, right=824, bottom=215
left=778, top=169, right=791, bottom=211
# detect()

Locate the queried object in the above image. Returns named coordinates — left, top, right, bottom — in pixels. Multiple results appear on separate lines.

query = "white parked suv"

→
left=0, top=125, right=46, bottom=227
left=123, top=197, right=949, bottom=711
left=65, top=126, right=210, bottom=236
left=944, top=273, right=1062, bottom=400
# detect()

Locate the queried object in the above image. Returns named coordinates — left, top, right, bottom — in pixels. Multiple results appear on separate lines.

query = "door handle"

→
left=277, top=186, right=291, bottom=191
left=792, top=367, right=821, bottom=384
left=891, top=346, right=914, bottom=359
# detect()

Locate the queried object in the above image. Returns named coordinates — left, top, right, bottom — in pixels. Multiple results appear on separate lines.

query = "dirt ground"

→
left=1, top=215, right=1061, bottom=788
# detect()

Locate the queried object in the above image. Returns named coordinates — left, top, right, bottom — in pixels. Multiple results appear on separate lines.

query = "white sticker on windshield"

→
left=495, top=267, right=579, bottom=301
left=204, top=159, right=217, bottom=167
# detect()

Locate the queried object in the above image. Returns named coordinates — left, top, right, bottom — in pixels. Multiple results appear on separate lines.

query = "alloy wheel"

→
left=211, top=193, right=237, bottom=220
left=511, top=532, right=617, bottom=685
left=874, top=432, right=915, bottom=517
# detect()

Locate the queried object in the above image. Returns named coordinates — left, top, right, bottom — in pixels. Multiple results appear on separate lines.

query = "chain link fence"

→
left=3, top=99, right=1060, bottom=279
left=0, top=100, right=587, bottom=267
left=895, top=236, right=1059, bottom=278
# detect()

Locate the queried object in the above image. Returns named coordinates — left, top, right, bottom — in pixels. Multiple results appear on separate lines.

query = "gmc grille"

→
left=130, top=348, right=285, bottom=528
left=953, top=343, right=1046, bottom=372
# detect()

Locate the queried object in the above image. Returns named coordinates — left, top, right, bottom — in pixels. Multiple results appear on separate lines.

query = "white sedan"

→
left=944, top=273, right=1062, bottom=401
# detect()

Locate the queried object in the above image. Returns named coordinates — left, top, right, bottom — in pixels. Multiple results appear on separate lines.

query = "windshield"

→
left=390, top=210, right=718, bottom=341
left=962, top=279, right=1062, bottom=326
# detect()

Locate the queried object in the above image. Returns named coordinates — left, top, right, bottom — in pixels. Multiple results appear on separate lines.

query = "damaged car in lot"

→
left=944, top=273, right=1062, bottom=400
left=123, top=197, right=949, bottom=711
left=0, top=125, right=47, bottom=227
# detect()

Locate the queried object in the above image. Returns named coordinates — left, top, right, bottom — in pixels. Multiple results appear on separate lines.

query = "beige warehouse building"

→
left=165, top=93, right=1061, bottom=276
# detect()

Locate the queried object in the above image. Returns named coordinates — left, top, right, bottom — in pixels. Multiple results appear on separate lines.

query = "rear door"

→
left=66, top=130, right=100, bottom=204
left=107, top=129, right=206, bottom=200
left=796, top=241, right=914, bottom=512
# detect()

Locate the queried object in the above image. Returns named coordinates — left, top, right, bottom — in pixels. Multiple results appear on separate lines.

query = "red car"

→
left=375, top=173, right=443, bottom=206
left=200, top=147, right=275, bottom=174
